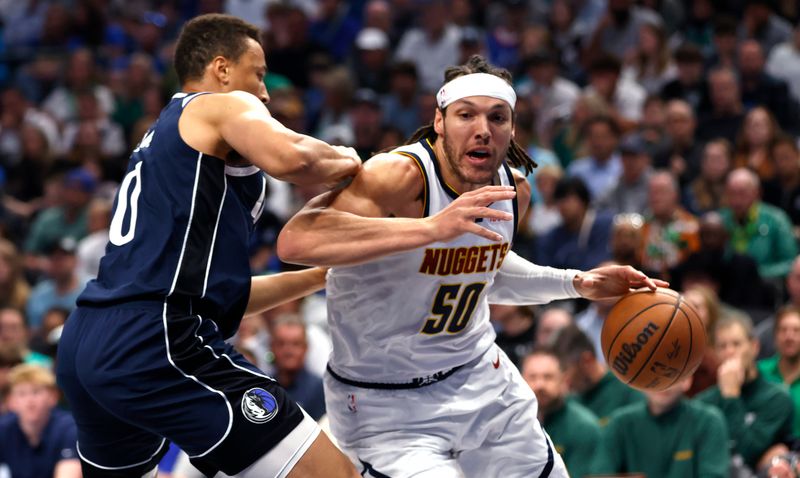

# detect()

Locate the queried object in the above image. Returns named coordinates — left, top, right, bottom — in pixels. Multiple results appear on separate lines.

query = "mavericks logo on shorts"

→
left=241, top=388, right=279, bottom=424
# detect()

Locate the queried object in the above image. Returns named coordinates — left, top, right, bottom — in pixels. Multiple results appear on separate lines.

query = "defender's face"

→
left=434, top=96, right=514, bottom=188
left=226, top=38, right=269, bottom=104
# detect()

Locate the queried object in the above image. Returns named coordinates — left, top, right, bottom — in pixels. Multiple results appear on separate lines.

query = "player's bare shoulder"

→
left=178, top=91, right=268, bottom=159
left=341, top=151, right=426, bottom=217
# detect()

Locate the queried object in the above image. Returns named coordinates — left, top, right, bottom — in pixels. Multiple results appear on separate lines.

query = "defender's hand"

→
left=324, top=146, right=362, bottom=189
left=426, top=186, right=516, bottom=242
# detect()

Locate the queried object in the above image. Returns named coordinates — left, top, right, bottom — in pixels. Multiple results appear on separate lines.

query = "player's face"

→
left=714, top=324, right=756, bottom=365
left=776, top=312, right=800, bottom=360
left=522, top=354, right=565, bottom=412
left=7, top=383, right=57, bottom=425
left=226, top=37, right=269, bottom=104
left=434, top=96, right=514, bottom=189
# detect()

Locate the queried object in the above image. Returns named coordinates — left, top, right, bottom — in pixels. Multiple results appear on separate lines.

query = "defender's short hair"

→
left=174, top=14, right=261, bottom=85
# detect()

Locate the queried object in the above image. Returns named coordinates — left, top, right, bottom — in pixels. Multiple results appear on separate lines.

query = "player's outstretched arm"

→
left=488, top=254, right=668, bottom=305
left=277, top=153, right=516, bottom=267
left=245, top=267, right=328, bottom=316
left=183, top=91, right=361, bottom=186
left=573, top=265, right=669, bottom=300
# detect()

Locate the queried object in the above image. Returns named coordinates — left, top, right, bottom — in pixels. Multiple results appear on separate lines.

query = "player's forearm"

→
left=277, top=208, right=438, bottom=267
left=245, top=268, right=327, bottom=316
left=279, top=135, right=360, bottom=186
left=487, top=251, right=582, bottom=305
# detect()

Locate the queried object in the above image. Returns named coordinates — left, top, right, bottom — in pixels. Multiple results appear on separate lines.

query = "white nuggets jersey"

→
left=326, top=138, right=518, bottom=383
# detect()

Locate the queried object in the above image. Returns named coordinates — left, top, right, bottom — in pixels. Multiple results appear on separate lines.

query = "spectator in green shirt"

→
left=758, top=306, right=800, bottom=437
left=596, top=377, right=730, bottom=478
left=720, top=168, right=798, bottom=280
left=23, top=168, right=94, bottom=275
left=552, top=324, right=645, bottom=426
left=522, top=347, right=601, bottom=478
left=698, top=313, right=794, bottom=471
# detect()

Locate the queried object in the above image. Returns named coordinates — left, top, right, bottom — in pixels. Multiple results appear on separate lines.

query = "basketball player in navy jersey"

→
left=55, top=13, right=386, bottom=478
left=277, top=56, right=667, bottom=477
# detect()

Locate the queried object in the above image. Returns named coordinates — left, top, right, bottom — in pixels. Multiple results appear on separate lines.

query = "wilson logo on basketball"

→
left=611, top=322, right=660, bottom=376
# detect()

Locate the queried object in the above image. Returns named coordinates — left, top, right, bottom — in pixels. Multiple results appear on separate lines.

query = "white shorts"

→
left=324, top=344, right=568, bottom=478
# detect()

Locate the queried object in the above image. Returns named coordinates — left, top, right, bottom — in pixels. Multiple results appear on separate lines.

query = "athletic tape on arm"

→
left=488, top=251, right=582, bottom=305
left=436, top=73, right=517, bottom=111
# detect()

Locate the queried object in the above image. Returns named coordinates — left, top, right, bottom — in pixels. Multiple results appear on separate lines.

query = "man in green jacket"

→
left=596, top=377, right=730, bottom=478
left=759, top=306, right=800, bottom=437
left=552, top=324, right=644, bottom=426
left=522, top=347, right=601, bottom=478
left=720, top=168, right=797, bottom=280
left=698, top=313, right=794, bottom=471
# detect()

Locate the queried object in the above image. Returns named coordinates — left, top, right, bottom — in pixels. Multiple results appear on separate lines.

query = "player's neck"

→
left=182, top=78, right=223, bottom=94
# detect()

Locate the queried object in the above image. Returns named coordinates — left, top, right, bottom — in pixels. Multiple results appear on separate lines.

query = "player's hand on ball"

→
left=573, top=265, right=668, bottom=301
left=427, top=185, right=516, bottom=242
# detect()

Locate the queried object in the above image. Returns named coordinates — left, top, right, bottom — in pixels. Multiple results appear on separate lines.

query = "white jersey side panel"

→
left=326, top=139, right=518, bottom=382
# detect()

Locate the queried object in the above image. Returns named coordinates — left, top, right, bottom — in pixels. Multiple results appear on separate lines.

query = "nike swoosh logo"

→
left=492, top=352, right=500, bottom=369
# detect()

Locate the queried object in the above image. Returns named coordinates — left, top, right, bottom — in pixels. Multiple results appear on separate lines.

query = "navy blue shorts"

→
left=56, top=299, right=305, bottom=477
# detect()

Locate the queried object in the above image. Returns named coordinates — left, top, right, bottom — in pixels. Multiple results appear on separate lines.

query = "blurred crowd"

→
left=4, top=0, right=800, bottom=476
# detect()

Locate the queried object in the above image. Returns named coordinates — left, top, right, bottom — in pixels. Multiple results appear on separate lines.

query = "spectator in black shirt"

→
left=737, top=40, right=800, bottom=133
left=660, top=44, right=711, bottom=114
left=671, top=211, right=772, bottom=310
left=697, top=67, right=746, bottom=144
left=762, top=133, right=800, bottom=232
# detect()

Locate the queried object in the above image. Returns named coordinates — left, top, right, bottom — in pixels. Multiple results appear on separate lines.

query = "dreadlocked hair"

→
left=401, top=55, right=537, bottom=174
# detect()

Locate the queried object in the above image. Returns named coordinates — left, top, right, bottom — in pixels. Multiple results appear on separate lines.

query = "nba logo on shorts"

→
left=347, top=393, right=357, bottom=413
left=241, top=388, right=279, bottom=424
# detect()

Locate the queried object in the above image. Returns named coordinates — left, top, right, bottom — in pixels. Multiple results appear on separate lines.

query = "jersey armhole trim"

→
left=422, top=138, right=460, bottom=200
left=181, top=92, right=212, bottom=109
left=502, top=162, right=519, bottom=242
left=393, top=151, right=429, bottom=218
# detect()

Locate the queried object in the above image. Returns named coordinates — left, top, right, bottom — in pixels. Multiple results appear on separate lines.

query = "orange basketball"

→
left=601, top=288, right=706, bottom=391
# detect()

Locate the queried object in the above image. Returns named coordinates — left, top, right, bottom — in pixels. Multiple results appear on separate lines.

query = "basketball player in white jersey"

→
left=278, top=56, right=666, bottom=477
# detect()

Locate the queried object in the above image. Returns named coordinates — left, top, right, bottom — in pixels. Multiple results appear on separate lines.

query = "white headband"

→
left=436, top=73, right=516, bottom=111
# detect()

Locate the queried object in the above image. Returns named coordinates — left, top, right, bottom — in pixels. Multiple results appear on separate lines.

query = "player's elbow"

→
left=276, top=224, right=318, bottom=266
left=276, top=229, right=305, bottom=265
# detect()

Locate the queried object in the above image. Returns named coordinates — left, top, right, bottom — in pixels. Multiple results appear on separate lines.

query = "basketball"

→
left=602, top=288, right=706, bottom=392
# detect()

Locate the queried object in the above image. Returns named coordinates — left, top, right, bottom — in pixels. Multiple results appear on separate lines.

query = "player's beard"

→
left=441, top=122, right=506, bottom=188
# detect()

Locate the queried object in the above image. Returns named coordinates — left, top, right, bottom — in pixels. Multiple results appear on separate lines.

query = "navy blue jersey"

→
left=79, top=93, right=267, bottom=336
